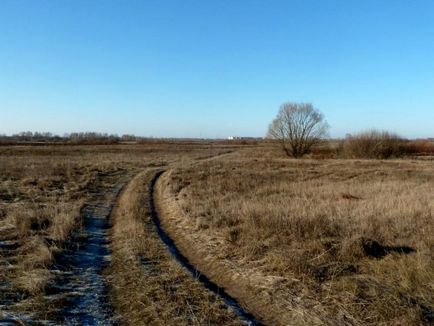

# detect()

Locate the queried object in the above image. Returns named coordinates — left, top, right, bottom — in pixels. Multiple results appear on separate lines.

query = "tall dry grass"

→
left=161, top=150, right=434, bottom=325
left=0, top=156, right=94, bottom=296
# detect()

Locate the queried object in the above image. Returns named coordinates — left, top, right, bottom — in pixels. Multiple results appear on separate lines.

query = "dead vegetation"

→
left=0, top=143, right=241, bottom=321
left=0, top=157, right=92, bottom=299
left=160, top=148, right=434, bottom=325
left=2, top=142, right=433, bottom=325
left=109, top=170, right=243, bottom=325
left=342, top=130, right=405, bottom=159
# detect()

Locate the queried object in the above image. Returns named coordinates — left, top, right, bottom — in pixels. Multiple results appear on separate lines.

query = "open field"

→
left=0, top=142, right=433, bottom=325
left=0, top=143, right=241, bottom=324
left=159, top=148, right=434, bottom=325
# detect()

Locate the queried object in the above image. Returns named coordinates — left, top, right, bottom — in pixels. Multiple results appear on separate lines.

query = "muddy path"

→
left=149, top=171, right=263, bottom=326
left=0, top=172, right=129, bottom=325
left=43, top=185, right=123, bottom=325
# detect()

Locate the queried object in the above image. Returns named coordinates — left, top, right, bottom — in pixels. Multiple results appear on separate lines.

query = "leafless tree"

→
left=267, top=102, right=329, bottom=157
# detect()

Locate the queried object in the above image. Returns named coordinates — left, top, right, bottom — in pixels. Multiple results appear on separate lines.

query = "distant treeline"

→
left=0, top=132, right=138, bottom=144
left=0, top=132, right=261, bottom=145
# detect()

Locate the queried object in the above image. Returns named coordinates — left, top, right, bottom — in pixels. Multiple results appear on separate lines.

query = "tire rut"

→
left=0, top=173, right=129, bottom=325
left=149, top=171, right=264, bottom=326
left=42, top=184, right=123, bottom=325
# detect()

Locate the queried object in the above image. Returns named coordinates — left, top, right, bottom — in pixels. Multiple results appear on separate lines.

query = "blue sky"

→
left=1, top=0, right=433, bottom=138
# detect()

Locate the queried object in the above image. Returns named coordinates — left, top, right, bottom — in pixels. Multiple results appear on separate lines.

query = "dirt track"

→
left=149, top=171, right=263, bottom=326
left=43, top=184, right=123, bottom=324
left=0, top=172, right=128, bottom=325
left=1, top=165, right=262, bottom=325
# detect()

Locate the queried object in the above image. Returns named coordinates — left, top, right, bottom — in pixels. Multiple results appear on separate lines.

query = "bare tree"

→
left=267, top=103, right=329, bottom=157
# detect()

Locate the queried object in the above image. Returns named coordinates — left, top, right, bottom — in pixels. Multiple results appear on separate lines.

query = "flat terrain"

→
left=0, top=143, right=433, bottom=325
left=0, top=143, right=243, bottom=324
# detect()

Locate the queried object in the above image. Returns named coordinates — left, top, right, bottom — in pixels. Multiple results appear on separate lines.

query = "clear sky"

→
left=1, top=0, right=433, bottom=138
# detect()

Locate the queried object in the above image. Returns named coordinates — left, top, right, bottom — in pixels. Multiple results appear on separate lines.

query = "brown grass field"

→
left=0, top=142, right=433, bottom=325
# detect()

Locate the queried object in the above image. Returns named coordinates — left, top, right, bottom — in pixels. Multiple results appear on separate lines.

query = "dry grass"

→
left=0, top=143, right=242, bottom=320
left=3, top=142, right=432, bottom=325
left=0, top=157, right=92, bottom=297
left=159, top=148, right=434, bottom=325
left=109, top=170, right=243, bottom=325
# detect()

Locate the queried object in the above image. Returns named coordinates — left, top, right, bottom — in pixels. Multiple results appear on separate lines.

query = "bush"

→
left=403, top=140, right=434, bottom=156
left=342, top=130, right=405, bottom=159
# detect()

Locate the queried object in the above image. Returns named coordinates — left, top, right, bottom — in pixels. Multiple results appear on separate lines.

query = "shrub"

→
left=342, top=130, right=405, bottom=159
left=403, top=140, right=434, bottom=156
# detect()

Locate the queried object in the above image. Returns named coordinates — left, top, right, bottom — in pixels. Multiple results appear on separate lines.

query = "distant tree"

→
left=121, top=134, right=137, bottom=142
left=267, top=102, right=329, bottom=157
